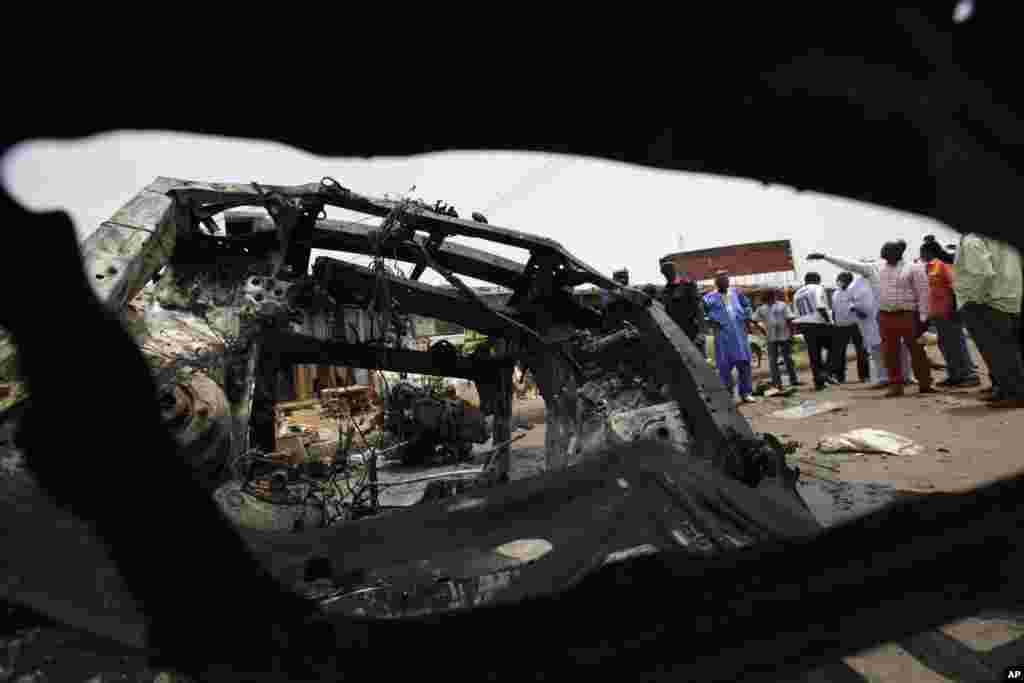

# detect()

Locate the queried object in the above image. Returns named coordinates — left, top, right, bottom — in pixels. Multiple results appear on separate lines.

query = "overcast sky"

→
left=0, top=131, right=957, bottom=289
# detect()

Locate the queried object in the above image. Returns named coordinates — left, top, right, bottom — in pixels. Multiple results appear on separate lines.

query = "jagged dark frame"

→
left=2, top=5, right=1024, bottom=682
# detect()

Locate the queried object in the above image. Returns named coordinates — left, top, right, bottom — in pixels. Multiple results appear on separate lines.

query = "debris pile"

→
left=320, top=385, right=375, bottom=418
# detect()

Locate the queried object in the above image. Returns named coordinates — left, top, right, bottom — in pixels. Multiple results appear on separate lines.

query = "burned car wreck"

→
left=76, top=175, right=813, bottom=498
left=1, top=175, right=822, bottom=650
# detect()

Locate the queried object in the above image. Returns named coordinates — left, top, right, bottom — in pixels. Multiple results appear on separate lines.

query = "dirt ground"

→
left=742, top=337, right=1024, bottom=495
left=506, top=336, right=1024, bottom=682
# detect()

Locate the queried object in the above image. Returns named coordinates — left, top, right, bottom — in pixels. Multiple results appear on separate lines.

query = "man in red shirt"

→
left=920, top=240, right=980, bottom=387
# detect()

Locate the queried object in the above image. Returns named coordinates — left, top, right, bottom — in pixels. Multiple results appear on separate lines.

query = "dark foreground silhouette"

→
left=4, top=8, right=1024, bottom=679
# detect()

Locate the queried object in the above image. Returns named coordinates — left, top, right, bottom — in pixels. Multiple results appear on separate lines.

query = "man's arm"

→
left=782, top=305, right=800, bottom=335
left=807, top=253, right=877, bottom=281
left=815, top=287, right=832, bottom=325
left=689, top=285, right=704, bottom=328
left=748, top=305, right=768, bottom=335
left=702, top=293, right=722, bottom=330
left=911, top=264, right=930, bottom=323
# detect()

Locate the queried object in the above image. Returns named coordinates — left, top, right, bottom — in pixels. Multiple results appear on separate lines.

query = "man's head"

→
left=612, top=269, right=629, bottom=286
left=804, top=272, right=822, bottom=285
left=837, top=272, right=853, bottom=290
left=714, top=270, right=730, bottom=292
left=659, top=259, right=675, bottom=281
left=880, top=241, right=903, bottom=264
left=920, top=239, right=942, bottom=262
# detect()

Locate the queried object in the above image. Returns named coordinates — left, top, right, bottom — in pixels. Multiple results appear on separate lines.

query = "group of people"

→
left=655, top=230, right=1024, bottom=408
left=805, top=231, right=1023, bottom=407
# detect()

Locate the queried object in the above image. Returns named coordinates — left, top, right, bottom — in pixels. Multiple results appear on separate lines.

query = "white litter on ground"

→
left=769, top=400, right=850, bottom=420
left=817, top=429, right=925, bottom=457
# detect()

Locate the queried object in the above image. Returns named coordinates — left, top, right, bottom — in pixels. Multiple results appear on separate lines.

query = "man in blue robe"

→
left=703, top=271, right=762, bottom=403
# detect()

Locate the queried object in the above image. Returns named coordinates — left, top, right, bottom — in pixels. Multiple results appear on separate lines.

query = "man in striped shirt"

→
left=807, top=251, right=917, bottom=388
left=809, top=242, right=933, bottom=397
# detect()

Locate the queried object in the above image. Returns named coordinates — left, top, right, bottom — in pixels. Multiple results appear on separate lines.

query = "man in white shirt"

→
left=830, top=272, right=870, bottom=383
left=753, top=288, right=801, bottom=389
left=792, top=272, right=833, bottom=391
left=844, top=271, right=883, bottom=383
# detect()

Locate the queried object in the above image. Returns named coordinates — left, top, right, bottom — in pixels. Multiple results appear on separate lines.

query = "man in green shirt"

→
left=953, top=233, right=1024, bottom=408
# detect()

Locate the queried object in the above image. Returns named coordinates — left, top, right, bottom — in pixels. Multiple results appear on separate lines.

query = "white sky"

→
left=0, top=130, right=957, bottom=289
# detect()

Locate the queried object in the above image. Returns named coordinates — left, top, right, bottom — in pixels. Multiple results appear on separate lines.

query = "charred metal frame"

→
left=77, top=176, right=768, bottom=485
